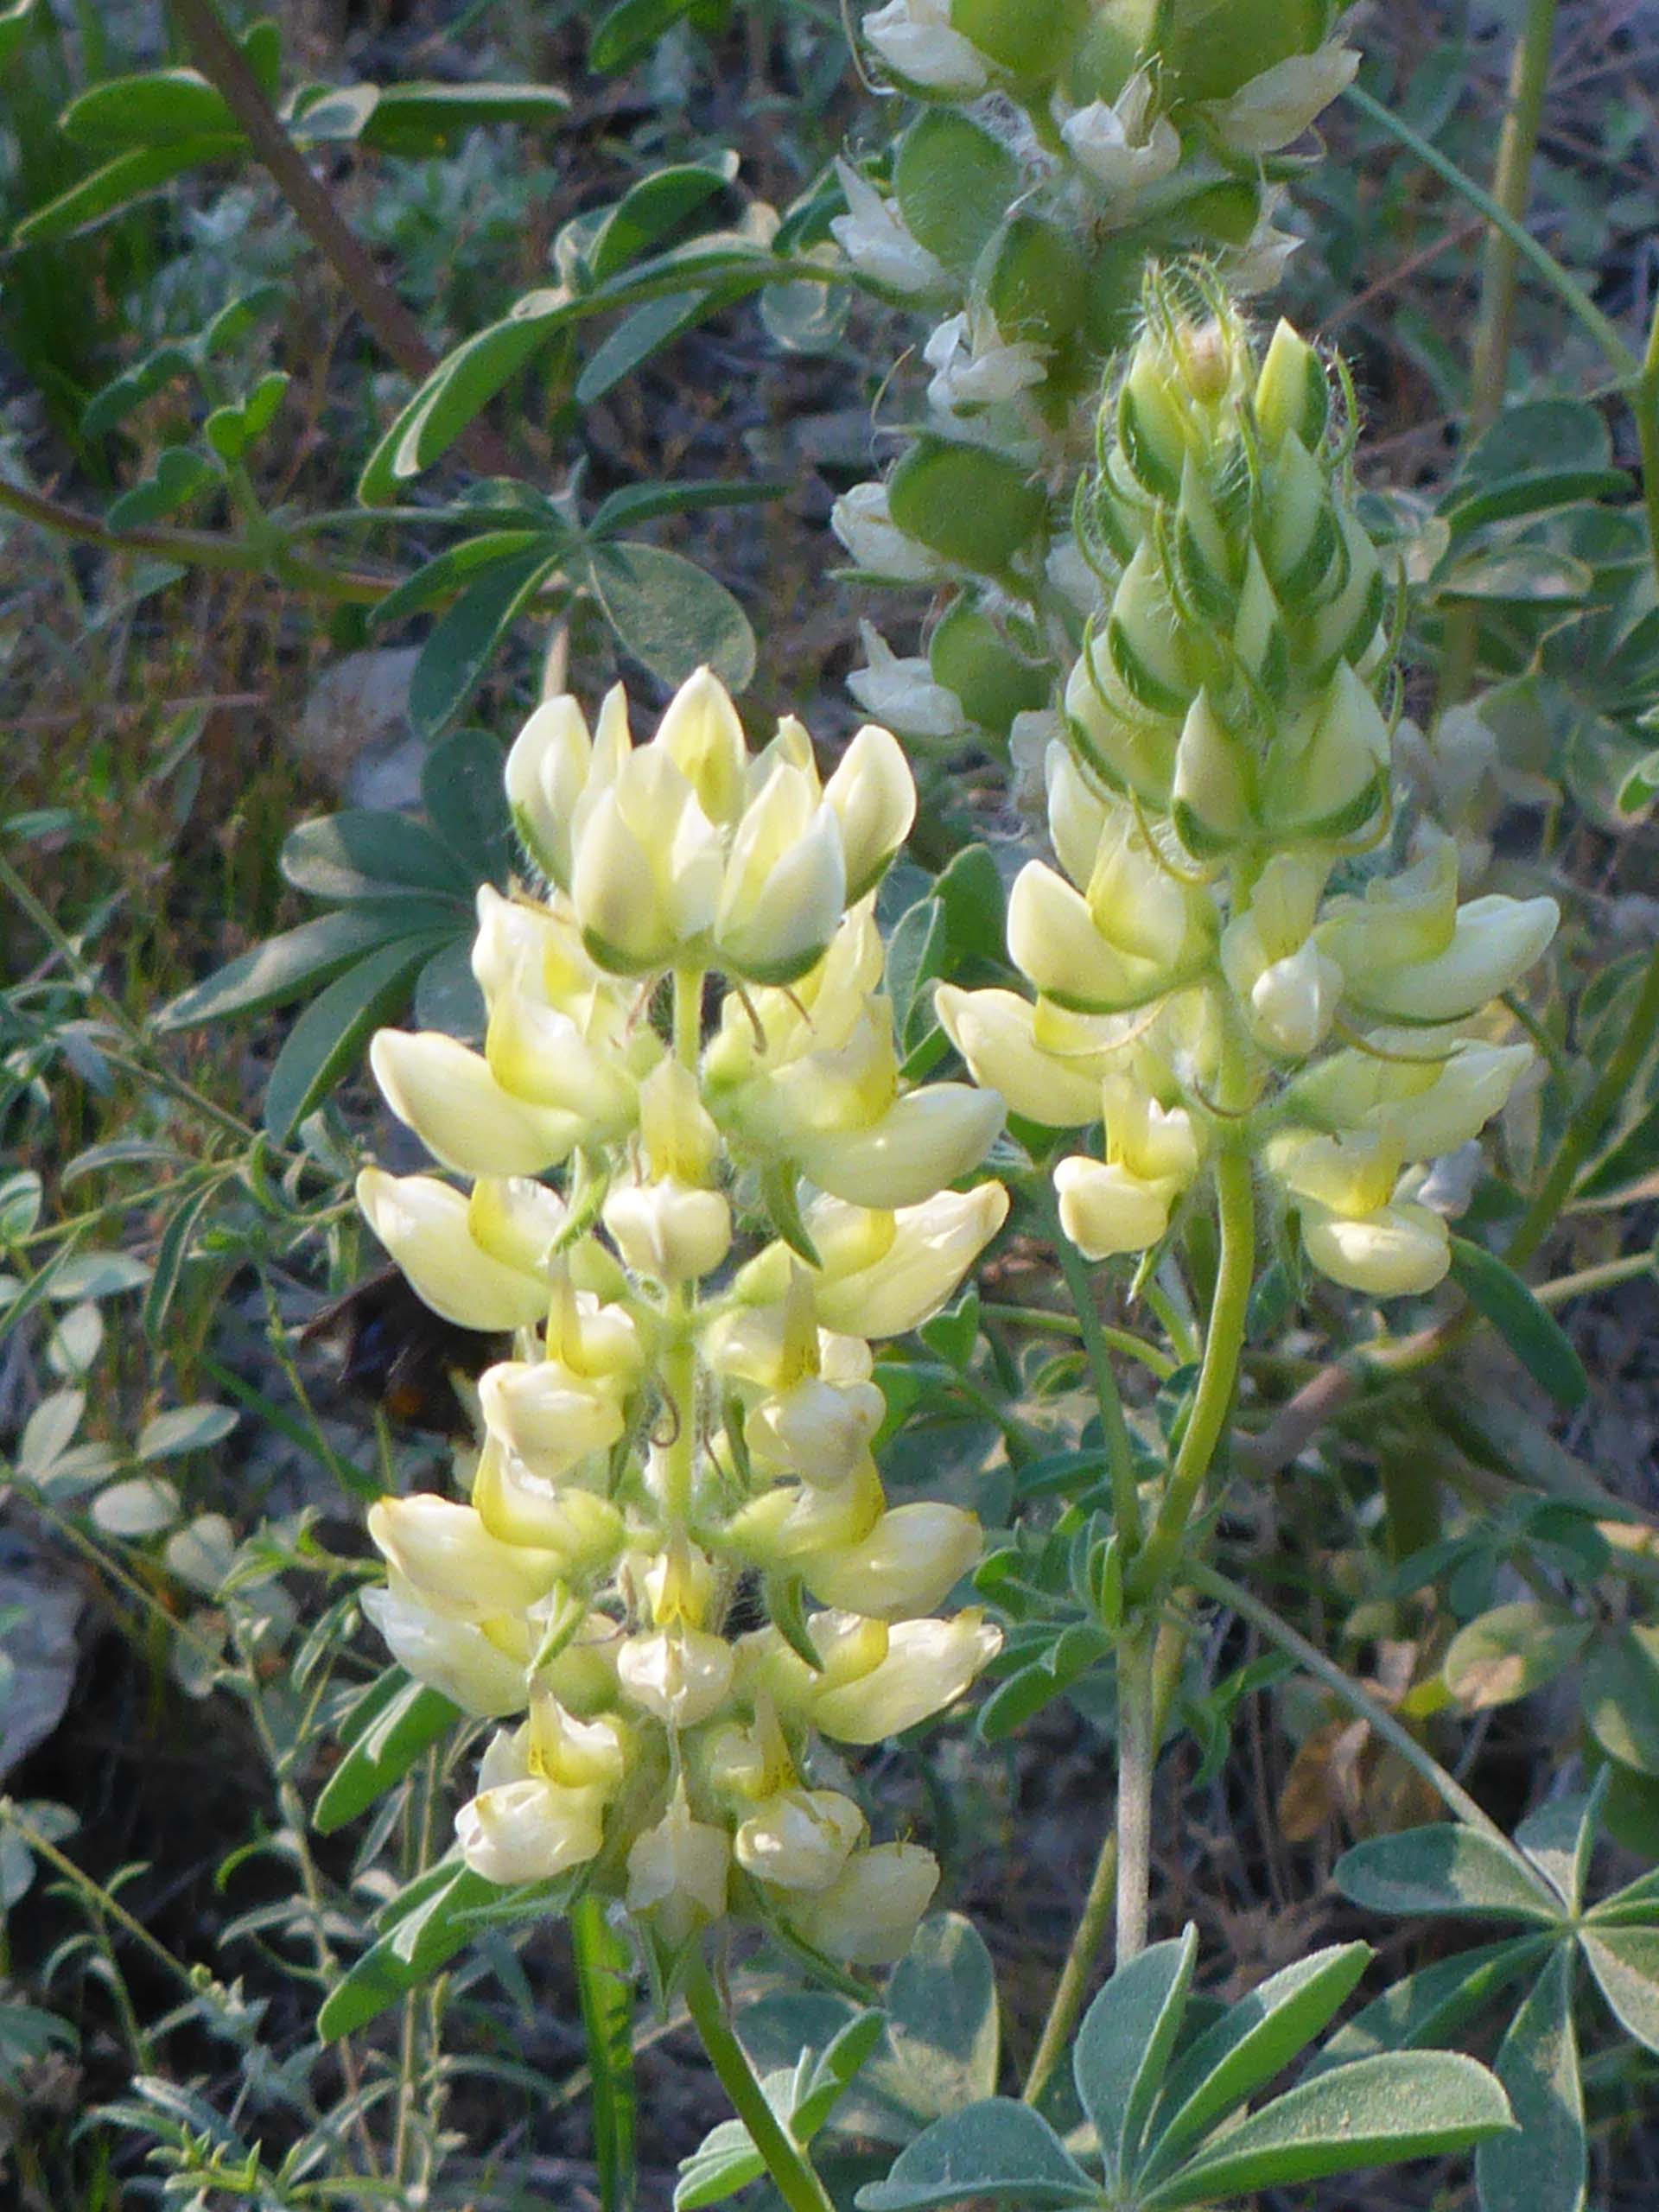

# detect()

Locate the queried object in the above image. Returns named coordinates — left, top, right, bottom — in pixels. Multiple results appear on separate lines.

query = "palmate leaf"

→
left=318, top=1854, right=580, bottom=2041
left=1334, top=1822, right=1566, bottom=1925
left=1305, top=1935, right=1553, bottom=2078
left=587, top=541, right=756, bottom=690
left=1073, top=1929, right=1196, bottom=2184
left=263, top=933, right=448, bottom=1141
left=677, top=2012, right=885, bottom=2210
left=1580, top=1926, right=1659, bottom=2056
left=1139, top=2052, right=1513, bottom=2208
left=312, top=1668, right=460, bottom=1836
left=154, top=901, right=461, bottom=1031
left=1137, top=1943, right=1371, bottom=2183
left=855, top=2100, right=1098, bottom=2211
left=1477, top=1948, right=1584, bottom=2212
left=1447, top=1237, right=1590, bottom=1408
left=409, top=547, right=568, bottom=739
left=14, top=136, right=250, bottom=245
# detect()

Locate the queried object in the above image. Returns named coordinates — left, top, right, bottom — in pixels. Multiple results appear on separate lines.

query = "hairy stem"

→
left=0, top=474, right=387, bottom=602
left=1127, top=1144, right=1255, bottom=1605
left=1022, top=1611, right=1186, bottom=2106
left=683, top=1959, right=837, bottom=2212
left=1113, top=1620, right=1158, bottom=1966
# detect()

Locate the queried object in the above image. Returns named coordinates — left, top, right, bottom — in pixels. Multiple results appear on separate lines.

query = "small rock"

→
left=290, top=647, right=423, bottom=804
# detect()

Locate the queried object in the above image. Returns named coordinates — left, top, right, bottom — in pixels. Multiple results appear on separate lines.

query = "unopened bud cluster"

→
left=939, top=308, right=1559, bottom=1298
left=354, top=671, right=1007, bottom=1976
left=830, top=0, right=1358, bottom=748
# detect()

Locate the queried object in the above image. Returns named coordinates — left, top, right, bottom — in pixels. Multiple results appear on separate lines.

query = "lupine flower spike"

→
left=356, top=671, right=1007, bottom=1984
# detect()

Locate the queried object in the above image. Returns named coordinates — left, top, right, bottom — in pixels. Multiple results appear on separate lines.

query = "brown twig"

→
left=163, top=0, right=512, bottom=476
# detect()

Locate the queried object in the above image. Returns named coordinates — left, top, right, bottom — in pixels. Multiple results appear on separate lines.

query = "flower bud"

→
left=810, top=1184, right=1009, bottom=1338
left=617, top=1625, right=736, bottom=1726
left=1109, top=542, right=1198, bottom=715
left=1254, top=318, right=1331, bottom=452
left=471, top=1439, right=627, bottom=1566
left=934, top=984, right=1103, bottom=1124
left=1300, top=1200, right=1451, bottom=1298
left=360, top=1580, right=528, bottom=1715
left=830, top=159, right=950, bottom=295
left=480, top=1361, right=627, bottom=1474
left=862, top=0, right=988, bottom=94
left=831, top=484, right=944, bottom=582
left=505, top=695, right=594, bottom=888
left=569, top=757, right=721, bottom=976
left=1054, top=1155, right=1176, bottom=1258
left=655, top=665, right=749, bottom=828
left=604, top=1180, right=734, bottom=1284
left=1338, top=893, right=1560, bottom=1024
left=1203, top=46, right=1359, bottom=156
left=798, top=1082, right=1005, bottom=1210
left=848, top=624, right=968, bottom=742
left=457, top=1772, right=608, bottom=1885
left=626, top=1784, right=732, bottom=1943
left=371, top=1031, right=581, bottom=1177
left=1062, top=69, right=1180, bottom=200
left=735, top=1789, right=866, bottom=1891
left=1064, top=632, right=1179, bottom=807
left=787, top=1841, right=940, bottom=1965
left=802, top=1502, right=983, bottom=1618
left=810, top=1611, right=1001, bottom=1741
left=1265, top=663, right=1389, bottom=842
left=368, top=1495, right=569, bottom=1620
left=825, top=725, right=918, bottom=901
left=747, top=1374, right=886, bottom=1487
left=1171, top=690, right=1253, bottom=857
left=357, top=1168, right=550, bottom=1330
left=716, top=773, right=846, bottom=985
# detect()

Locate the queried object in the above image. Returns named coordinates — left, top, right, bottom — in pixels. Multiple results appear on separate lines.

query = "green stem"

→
left=683, top=1959, right=836, bottom=2212
left=1114, top=1621, right=1157, bottom=1965
left=985, top=1301, right=1177, bottom=1379
left=1127, top=1146, right=1255, bottom=1605
left=1022, top=1611, right=1186, bottom=2105
left=1186, top=1563, right=1537, bottom=1865
left=1467, top=0, right=1561, bottom=439
left=1048, top=1192, right=1141, bottom=1554
left=1534, top=1250, right=1656, bottom=1306
left=1439, top=0, right=1560, bottom=711
left=0, top=473, right=389, bottom=603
